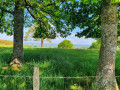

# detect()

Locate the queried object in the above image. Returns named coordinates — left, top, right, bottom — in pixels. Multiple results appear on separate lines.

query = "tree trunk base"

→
left=9, top=58, right=21, bottom=65
left=94, top=76, right=119, bottom=90
left=3, top=58, right=21, bottom=71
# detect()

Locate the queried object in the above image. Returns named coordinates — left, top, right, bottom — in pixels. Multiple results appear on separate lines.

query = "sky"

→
left=0, top=27, right=95, bottom=46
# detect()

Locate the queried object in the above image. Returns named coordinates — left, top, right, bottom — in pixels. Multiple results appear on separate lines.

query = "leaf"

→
left=81, top=0, right=90, bottom=4
left=19, top=81, right=26, bottom=88
left=71, top=0, right=75, bottom=4
left=111, top=0, right=120, bottom=3
left=44, top=0, right=51, bottom=5
left=56, top=0, right=60, bottom=6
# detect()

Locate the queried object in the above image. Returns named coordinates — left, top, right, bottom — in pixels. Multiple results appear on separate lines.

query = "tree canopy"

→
left=61, top=0, right=120, bottom=38
left=33, top=22, right=56, bottom=39
left=58, top=39, right=74, bottom=49
left=0, top=0, right=75, bottom=62
left=0, top=0, right=74, bottom=37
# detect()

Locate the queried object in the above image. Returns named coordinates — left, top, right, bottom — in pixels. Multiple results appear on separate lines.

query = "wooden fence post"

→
left=33, top=66, right=39, bottom=90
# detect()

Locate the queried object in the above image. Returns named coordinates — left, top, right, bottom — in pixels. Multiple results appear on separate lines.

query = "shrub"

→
left=58, top=40, right=74, bottom=49
left=89, top=39, right=101, bottom=49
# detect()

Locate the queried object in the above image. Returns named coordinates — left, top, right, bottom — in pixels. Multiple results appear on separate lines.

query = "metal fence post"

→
left=33, top=66, right=39, bottom=90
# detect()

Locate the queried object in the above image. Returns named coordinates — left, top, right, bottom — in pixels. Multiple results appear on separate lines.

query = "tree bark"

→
left=41, top=38, right=43, bottom=48
left=95, top=1, right=119, bottom=90
left=11, top=1, right=24, bottom=64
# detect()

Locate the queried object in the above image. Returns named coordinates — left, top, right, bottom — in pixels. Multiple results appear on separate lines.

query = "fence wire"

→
left=0, top=75, right=120, bottom=90
left=0, top=74, right=120, bottom=78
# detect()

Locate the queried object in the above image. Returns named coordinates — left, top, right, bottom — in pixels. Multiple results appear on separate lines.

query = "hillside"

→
left=0, top=39, right=13, bottom=45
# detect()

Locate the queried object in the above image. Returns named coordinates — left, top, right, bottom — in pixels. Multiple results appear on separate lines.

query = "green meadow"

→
left=0, top=46, right=120, bottom=90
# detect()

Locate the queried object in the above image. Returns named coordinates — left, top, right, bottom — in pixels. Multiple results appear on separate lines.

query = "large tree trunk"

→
left=41, top=38, right=43, bottom=48
left=95, top=1, right=119, bottom=90
left=10, top=1, right=24, bottom=64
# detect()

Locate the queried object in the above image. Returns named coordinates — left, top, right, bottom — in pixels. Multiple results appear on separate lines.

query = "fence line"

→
left=0, top=75, right=32, bottom=78
left=0, top=74, right=120, bottom=78
left=0, top=66, right=120, bottom=90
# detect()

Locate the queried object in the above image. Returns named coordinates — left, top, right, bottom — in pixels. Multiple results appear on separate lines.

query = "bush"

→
left=58, top=40, right=74, bottom=49
left=89, top=39, right=101, bottom=49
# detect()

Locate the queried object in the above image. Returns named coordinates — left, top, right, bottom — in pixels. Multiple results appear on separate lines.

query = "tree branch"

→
left=26, top=6, right=48, bottom=30
left=0, top=1, right=15, bottom=5
left=24, top=0, right=66, bottom=8
left=24, top=0, right=33, bottom=8
left=26, top=7, right=37, bottom=19
left=0, top=6, right=14, bottom=15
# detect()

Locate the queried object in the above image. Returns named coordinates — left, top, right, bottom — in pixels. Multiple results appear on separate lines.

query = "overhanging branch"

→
left=0, top=6, right=14, bottom=15
left=26, top=7, right=37, bottom=20
left=26, top=7, right=50, bottom=31
left=24, top=0, right=66, bottom=8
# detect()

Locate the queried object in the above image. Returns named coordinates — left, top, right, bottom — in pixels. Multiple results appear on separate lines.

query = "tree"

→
left=33, top=22, right=56, bottom=48
left=89, top=39, right=101, bottom=49
left=13, top=1, right=24, bottom=63
left=0, top=0, right=29, bottom=64
left=58, top=39, right=74, bottom=49
left=61, top=0, right=119, bottom=89
left=0, top=0, right=71, bottom=64
left=24, top=23, right=56, bottom=48
left=95, top=1, right=119, bottom=89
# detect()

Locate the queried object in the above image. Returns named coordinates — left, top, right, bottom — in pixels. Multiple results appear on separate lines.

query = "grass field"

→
left=0, top=46, right=120, bottom=90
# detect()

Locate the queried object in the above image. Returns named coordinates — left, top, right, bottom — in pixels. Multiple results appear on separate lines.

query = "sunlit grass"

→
left=0, top=44, right=13, bottom=47
left=0, top=45, right=120, bottom=89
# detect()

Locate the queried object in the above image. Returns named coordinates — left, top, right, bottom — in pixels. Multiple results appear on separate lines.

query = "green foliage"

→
left=61, top=1, right=102, bottom=38
left=24, top=22, right=56, bottom=42
left=0, top=0, right=72, bottom=37
left=33, top=22, right=56, bottom=39
left=0, top=1, right=32, bottom=35
left=58, top=39, right=74, bottom=49
left=70, top=84, right=83, bottom=90
left=89, top=39, right=101, bottom=49
left=81, top=0, right=120, bottom=4
left=61, top=0, right=120, bottom=39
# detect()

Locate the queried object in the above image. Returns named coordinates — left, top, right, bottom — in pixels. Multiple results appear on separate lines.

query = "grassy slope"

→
left=0, top=46, right=120, bottom=89
left=0, top=47, right=99, bottom=76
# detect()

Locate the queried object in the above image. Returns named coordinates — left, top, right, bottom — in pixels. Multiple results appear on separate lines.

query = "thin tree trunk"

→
left=11, top=1, right=24, bottom=64
left=41, top=38, right=43, bottom=48
left=95, top=1, right=119, bottom=90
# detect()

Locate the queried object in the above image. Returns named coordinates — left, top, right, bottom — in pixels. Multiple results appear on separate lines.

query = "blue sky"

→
left=0, top=27, right=95, bottom=46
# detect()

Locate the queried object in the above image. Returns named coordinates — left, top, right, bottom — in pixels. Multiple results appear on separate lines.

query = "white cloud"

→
left=0, top=33, right=13, bottom=41
left=52, top=37, right=64, bottom=44
left=0, top=32, right=96, bottom=46
left=70, top=33, right=75, bottom=37
left=51, top=34, right=95, bottom=46
left=67, top=38, right=95, bottom=45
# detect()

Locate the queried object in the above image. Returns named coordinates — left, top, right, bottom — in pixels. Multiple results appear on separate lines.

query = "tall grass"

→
left=0, top=46, right=120, bottom=89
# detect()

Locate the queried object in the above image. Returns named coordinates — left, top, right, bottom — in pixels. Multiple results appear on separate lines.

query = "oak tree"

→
left=24, top=23, right=56, bottom=48
left=0, top=0, right=71, bottom=64
left=61, top=0, right=119, bottom=89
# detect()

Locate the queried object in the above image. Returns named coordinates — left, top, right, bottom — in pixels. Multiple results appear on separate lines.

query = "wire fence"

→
left=0, top=74, right=120, bottom=90
left=0, top=65, right=120, bottom=90
left=0, top=63, right=120, bottom=90
left=1, top=74, right=120, bottom=78
left=0, top=74, right=95, bottom=90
